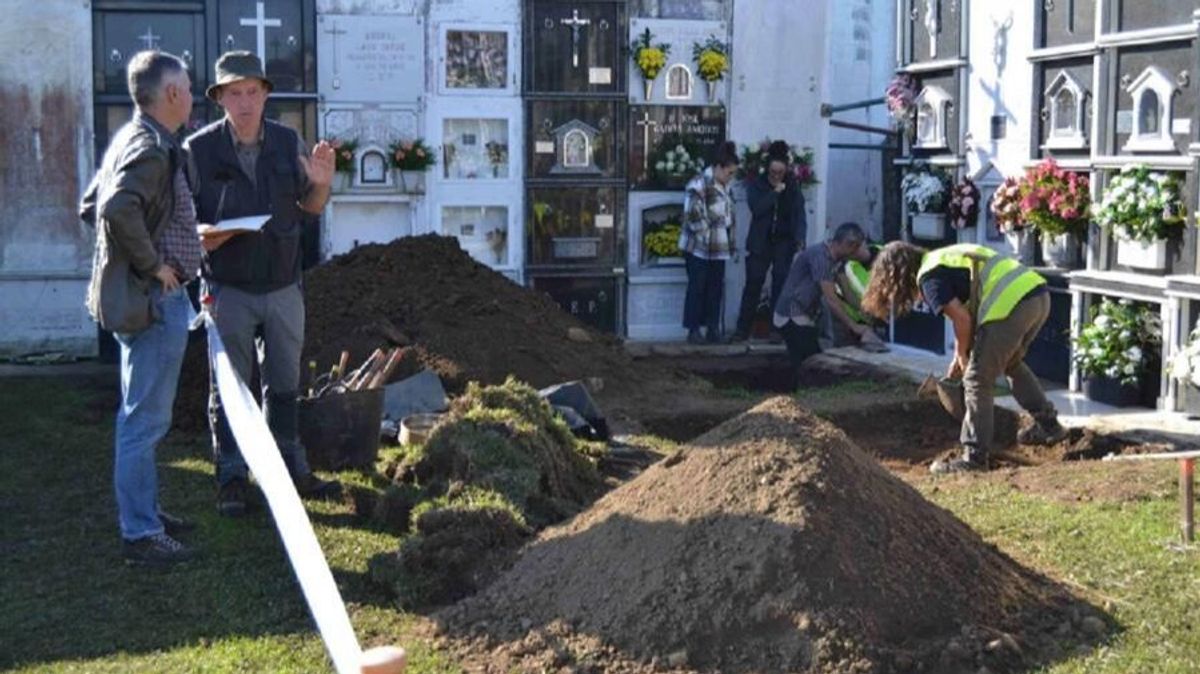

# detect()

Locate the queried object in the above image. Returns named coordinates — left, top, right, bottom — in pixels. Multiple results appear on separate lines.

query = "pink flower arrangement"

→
left=328, top=137, right=359, bottom=174
left=388, top=138, right=437, bottom=171
left=946, top=178, right=980, bottom=230
left=1017, top=158, right=1090, bottom=236
left=885, top=74, right=918, bottom=130
left=989, top=176, right=1025, bottom=234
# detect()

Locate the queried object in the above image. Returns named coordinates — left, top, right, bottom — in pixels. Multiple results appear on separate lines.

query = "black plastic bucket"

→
left=299, top=388, right=385, bottom=470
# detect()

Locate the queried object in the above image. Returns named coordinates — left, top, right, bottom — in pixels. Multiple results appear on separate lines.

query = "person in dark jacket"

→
left=80, top=50, right=201, bottom=566
left=187, top=52, right=341, bottom=516
left=730, top=140, right=807, bottom=342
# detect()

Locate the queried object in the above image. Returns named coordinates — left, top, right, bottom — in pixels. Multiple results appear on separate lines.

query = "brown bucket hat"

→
left=205, top=51, right=274, bottom=101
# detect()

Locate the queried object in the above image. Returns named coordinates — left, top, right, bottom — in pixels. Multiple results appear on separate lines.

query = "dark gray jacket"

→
left=80, top=113, right=179, bottom=333
left=743, top=175, right=806, bottom=256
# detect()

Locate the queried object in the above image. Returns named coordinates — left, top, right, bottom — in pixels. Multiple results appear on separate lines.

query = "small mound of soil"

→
left=174, top=235, right=702, bottom=433
left=437, top=397, right=1100, bottom=673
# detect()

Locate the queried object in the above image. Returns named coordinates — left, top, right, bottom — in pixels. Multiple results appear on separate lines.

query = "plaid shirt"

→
left=678, top=168, right=735, bottom=260
left=160, top=167, right=202, bottom=282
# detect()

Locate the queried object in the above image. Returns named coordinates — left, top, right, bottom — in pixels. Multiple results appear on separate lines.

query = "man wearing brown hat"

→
left=186, top=51, right=340, bottom=516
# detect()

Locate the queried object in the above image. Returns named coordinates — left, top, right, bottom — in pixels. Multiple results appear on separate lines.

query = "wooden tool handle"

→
left=347, top=349, right=384, bottom=391
left=368, top=348, right=404, bottom=389
left=337, top=351, right=351, bottom=379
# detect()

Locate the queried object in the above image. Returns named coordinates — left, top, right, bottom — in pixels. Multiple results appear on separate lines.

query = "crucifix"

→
left=139, top=26, right=161, bottom=51
left=924, top=0, right=940, bottom=59
left=560, top=9, right=591, bottom=68
left=323, top=20, right=348, bottom=90
left=240, top=1, right=282, bottom=66
left=634, top=110, right=659, bottom=172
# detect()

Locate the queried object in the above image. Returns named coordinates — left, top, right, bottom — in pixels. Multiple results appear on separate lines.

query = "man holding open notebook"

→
left=186, top=51, right=341, bottom=516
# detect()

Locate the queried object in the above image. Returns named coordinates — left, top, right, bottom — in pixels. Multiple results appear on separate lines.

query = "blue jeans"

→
left=683, top=255, right=726, bottom=333
left=113, top=287, right=195, bottom=541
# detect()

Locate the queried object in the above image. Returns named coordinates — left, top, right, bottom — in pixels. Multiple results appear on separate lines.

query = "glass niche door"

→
left=441, top=205, right=513, bottom=268
left=443, top=118, right=512, bottom=181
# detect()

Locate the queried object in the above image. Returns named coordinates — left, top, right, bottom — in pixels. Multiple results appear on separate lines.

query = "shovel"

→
left=918, top=374, right=966, bottom=421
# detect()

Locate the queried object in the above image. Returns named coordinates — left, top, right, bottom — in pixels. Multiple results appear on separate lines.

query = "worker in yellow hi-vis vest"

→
left=833, top=242, right=889, bottom=353
left=861, top=241, right=1067, bottom=474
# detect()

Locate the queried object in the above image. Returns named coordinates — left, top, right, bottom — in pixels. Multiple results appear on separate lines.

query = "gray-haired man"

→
left=81, top=51, right=202, bottom=566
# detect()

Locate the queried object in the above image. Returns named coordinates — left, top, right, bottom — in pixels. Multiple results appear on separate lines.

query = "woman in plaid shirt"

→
left=679, top=141, right=740, bottom=344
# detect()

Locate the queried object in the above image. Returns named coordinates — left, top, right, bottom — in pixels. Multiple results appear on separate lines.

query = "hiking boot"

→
left=727, top=331, right=749, bottom=344
left=686, top=329, right=705, bottom=345
left=123, top=532, right=197, bottom=567
left=705, top=329, right=722, bottom=344
left=1018, top=418, right=1068, bottom=446
left=157, top=510, right=196, bottom=537
left=217, top=478, right=252, bottom=518
left=295, top=473, right=342, bottom=501
left=930, top=448, right=987, bottom=475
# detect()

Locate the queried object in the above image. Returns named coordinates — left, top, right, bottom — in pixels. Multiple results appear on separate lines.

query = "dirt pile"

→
left=175, top=234, right=702, bottom=433
left=368, top=378, right=605, bottom=608
left=437, top=396, right=1100, bottom=673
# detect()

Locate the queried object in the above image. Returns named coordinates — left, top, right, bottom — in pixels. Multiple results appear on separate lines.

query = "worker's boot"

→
left=930, top=446, right=988, bottom=475
left=1018, top=413, right=1068, bottom=446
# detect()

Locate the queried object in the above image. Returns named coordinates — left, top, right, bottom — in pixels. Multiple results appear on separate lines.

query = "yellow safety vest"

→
left=841, top=245, right=880, bottom=323
left=917, top=244, right=1046, bottom=325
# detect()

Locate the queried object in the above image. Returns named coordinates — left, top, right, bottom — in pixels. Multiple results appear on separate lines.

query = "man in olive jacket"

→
left=731, top=142, right=807, bottom=342
left=81, top=51, right=201, bottom=566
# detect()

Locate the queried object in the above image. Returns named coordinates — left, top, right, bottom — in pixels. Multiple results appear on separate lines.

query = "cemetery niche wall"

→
left=624, top=11, right=727, bottom=341
left=524, top=0, right=629, bottom=333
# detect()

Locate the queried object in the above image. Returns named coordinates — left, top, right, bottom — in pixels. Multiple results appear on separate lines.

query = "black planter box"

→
left=1084, top=375, right=1157, bottom=409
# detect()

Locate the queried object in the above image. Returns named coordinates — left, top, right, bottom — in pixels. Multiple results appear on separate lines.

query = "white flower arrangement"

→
left=1073, top=299, right=1161, bottom=385
left=900, top=169, right=950, bottom=214
left=1092, top=164, right=1186, bottom=243
left=1170, top=320, right=1200, bottom=389
left=654, top=144, right=705, bottom=177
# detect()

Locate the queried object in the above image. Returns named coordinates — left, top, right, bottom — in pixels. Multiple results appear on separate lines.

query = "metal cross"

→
left=634, top=109, right=659, bottom=172
left=560, top=9, right=591, bottom=68
left=139, top=27, right=161, bottom=51
left=925, top=0, right=940, bottom=59
left=240, top=1, right=282, bottom=66
left=323, top=20, right=348, bottom=89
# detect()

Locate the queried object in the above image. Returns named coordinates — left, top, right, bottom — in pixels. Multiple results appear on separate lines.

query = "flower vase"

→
left=1006, top=229, right=1037, bottom=265
left=911, top=213, right=946, bottom=240
left=1041, top=232, right=1080, bottom=269
left=1182, top=383, right=1200, bottom=418
left=706, top=80, right=718, bottom=102
left=1084, top=376, right=1142, bottom=408
left=1116, top=237, right=1168, bottom=271
left=401, top=170, right=425, bottom=195
left=333, top=172, right=352, bottom=193
left=643, top=78, right=654, bottom=101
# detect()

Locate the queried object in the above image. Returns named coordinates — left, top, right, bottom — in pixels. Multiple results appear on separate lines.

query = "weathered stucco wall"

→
left=0, top=0, right=96, bottom=357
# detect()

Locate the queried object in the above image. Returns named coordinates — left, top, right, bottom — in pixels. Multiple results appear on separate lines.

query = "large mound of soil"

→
left=175, top=235, right=704, bottom=432
left=438, top=397, right=1100, bottom=673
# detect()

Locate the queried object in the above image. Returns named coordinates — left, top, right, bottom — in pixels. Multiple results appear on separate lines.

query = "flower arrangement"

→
left=485, top=227, right=508, bottom=263
left=1092, top=164, right=1186, bottom=244
left=885, top=74, right=919, bottom=130
left=738, top=139, right=819, bottom=186
left=1017, top=158, right=1090, bottom=236
left=631, top=28, right=670, bottom=81
left=643, top=218, right=683, bottom=260
left=1170, top=320, right=1200, bottom=389
left=650, top=135, right=706, bottom=182
left=990, top=176, right=1026, bottom=234
left=330, top=138, right=359, bottom=174
left=900, top=166, right=951, bottom=214
left=946, top=177, right=980, bottom=230
left=388, top=139, right=437, bottom=171
left=1073, top=299, right=1161, bottom=385
left=692, top=36, right=729, bottom=82
left=485, top=141, right=508, bottom=171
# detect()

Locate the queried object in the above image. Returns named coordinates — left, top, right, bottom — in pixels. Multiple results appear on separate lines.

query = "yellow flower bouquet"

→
left=631, top=28, right=670, bottom=98
left=692, top=36, right=729, bottom=82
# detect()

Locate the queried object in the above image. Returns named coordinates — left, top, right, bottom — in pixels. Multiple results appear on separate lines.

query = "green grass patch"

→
left=919, top=480, right=1200, bottom=674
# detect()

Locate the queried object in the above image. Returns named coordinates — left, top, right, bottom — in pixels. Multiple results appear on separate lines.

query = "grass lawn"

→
left=1, top=376, right=1197, bottom=673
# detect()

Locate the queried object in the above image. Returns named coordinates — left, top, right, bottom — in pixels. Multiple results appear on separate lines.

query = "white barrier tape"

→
left=205, top=313, right=362, bottom=674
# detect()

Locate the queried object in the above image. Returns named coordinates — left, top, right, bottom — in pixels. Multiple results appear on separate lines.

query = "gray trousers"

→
left=207, top=281, right=310, bottom=485
left=962, top=293, right=1057, bottom=454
